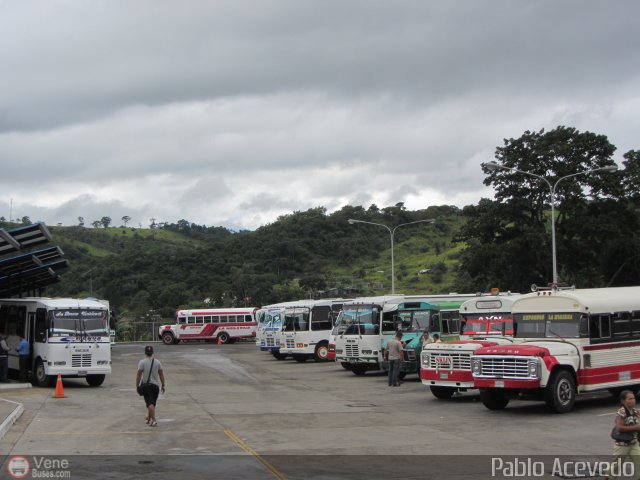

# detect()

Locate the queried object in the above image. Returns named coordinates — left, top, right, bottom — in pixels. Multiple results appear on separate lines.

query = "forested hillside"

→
left=40, top=203, right=464, bottom=323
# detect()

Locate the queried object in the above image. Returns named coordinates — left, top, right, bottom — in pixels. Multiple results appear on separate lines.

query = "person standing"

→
left=17, top=335, right=30, bottom=382
left=0, top=333, right=9, bottom=382
left=432, top=333, right=442, bottom=343
left=421, top=331, right=434, bottom=350
left=610, top=390, right=640, bottom=479
left=136, top=345, right=166, bottom=427
left=385, top=331, right=404, bottom=387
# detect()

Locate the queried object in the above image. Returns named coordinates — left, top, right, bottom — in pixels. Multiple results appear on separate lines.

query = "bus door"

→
left=27, top=311, right=36, bottom=371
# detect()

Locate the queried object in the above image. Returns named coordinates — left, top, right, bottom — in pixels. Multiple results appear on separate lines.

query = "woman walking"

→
left=136, top=345, right=166, bottom=427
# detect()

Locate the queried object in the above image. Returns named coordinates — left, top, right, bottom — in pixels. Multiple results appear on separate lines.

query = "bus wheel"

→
left=430, top=386, right=456, bottom=399
left=479, top=388, right=509, bottom=410
left=34, top=360, right=54, bottom=388
left=340, top=362, right=352, bottom=370
left=544, top=370, right=576, bottom=413
left=162, top=332, right=175, bottom=345
left=293, top=354, right=307, bottom=363
left=86, top=374, right=105, bottom=387
left=272, top=352, right=287, bottom=360
left=351, top=365, right=367, bottom=376
left=314, top=343, right=329, bottom=362
left=217, top=332, right=230, bottom=344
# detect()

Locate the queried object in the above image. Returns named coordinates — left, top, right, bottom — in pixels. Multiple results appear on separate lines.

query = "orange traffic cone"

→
left=54, top=374, right=65, bottom=398
left=217, top=336, right=222, bottom=345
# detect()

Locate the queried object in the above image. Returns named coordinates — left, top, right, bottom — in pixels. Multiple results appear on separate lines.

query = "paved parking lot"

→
left=0, top=342, right=624, bottom=479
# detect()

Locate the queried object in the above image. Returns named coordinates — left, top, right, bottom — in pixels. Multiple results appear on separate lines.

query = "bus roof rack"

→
left=531, top=283, right=576, bottom=292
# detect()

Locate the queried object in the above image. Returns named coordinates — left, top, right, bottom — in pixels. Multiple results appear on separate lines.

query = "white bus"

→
left=278, top=299, right=345, bottom=362
left=158, top=307, right=259, bottom=345
left=471, top=286, right=640, bottom=413
left=421, top=293, right=522, bottom=399
left=0, top=297, right=112, bottom=387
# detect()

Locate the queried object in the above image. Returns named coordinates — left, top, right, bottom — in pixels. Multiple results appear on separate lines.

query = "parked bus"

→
left=259, top=300, right=310, bottom=359
left=256, top=304, right=284, bottom=347
left=471, top=286, right=640, bottom=413
left=158, top=307, right=259, bottom=345
left=0, top=297, right=112, bottom=387
left=379, top=294, right=478, bottom=377
left=333, top=295, right=406, bottom=376
left=421, top=293, right=522, bottom=399
left=278, top=299, right=345, bottom=362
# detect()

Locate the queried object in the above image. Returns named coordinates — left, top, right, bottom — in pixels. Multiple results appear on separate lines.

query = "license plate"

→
left=495, top=380, right=504, bottom=388
left=439, top=373, right=449, bottom=379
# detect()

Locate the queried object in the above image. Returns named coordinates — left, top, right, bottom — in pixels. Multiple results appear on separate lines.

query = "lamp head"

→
left=347, top=219, right=356, bottom=225
left=600, top=165, right=618, bottom=172
left=482, top=161, right=501, bottom=172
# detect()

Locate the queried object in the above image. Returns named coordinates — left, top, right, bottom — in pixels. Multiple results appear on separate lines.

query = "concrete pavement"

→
left=0, top=381, right=31, bottom=441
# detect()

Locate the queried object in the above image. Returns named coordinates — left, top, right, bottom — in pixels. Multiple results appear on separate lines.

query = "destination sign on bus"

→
left=519, top=313, right=578, bottom=321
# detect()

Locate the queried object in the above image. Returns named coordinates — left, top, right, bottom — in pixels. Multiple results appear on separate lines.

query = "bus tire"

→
left=162, top=332, right=176, bottom=345
left=430, top=386, right=456, bottom=399
left=340, top=362, right=352, bottom=370
left=217, top=332, right=230, bottom=344
left=479, top=388, right=509, bottom=410
left=33, top=359, right=54, bottom=388
left=293, top=354, right=307, bottom=363
left=272, top=352, right=287, bottom=360
left=314, top=343, right=329, bottom=362
left=544, top=370, right=576, bottom=413
left=351, top=365, right=367, bottom=376
left=86, top=374, right=106, bottom=387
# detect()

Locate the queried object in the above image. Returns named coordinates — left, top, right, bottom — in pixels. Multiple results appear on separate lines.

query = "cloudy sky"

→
left=1, top=1, right=638, bottom=230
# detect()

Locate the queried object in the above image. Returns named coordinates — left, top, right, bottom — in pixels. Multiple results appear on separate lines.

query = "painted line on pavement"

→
left=224, top=428, right=287, bottom=480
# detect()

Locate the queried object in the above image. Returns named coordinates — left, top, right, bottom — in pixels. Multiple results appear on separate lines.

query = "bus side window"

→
left=35, top=308, right=47, bottom=342
left=429, top=314, right=440, bottom=332
left=589, top=315, right=600, bottom=340
left=0, top=305, right=7, bottom=333
left=579, top=315, right=589, bottom=337
left=632, top=311, right=640, bottom=338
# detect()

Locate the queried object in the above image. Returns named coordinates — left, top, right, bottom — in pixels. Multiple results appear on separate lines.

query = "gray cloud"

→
left=1, top=0, right=638, bottom=230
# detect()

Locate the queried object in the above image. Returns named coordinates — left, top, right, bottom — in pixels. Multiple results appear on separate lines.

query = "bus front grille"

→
left=345, top=345, right=359, bottom=357
left=427, top=352, right=471, bottom=370
left=478, top=357, right=529, bottom=378
left=71, top=354, right=92, bottom=368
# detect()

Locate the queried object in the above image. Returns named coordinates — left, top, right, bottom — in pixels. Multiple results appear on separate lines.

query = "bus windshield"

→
left=397, top=310, right=432, bottom=333
left=282, top=308, right=310, bottom=332
left=461, top=314, right=513, bottom=335
left=50, top=309, right=110, bottom=338
left=335, top=306, right=379, bottom=335
left=513, top=313, right=582, bottom=338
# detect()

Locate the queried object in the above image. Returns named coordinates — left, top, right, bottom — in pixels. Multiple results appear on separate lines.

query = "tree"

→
left=100, top=216, right=112, bottom=228
left=21, top=216, right=31, bottom=224
left=78, top=216, right=85, bottom=227
left=149, top=218, right=157, bottom=229
left=91, top=220, right=102, bottom=228
left=456, top=126, right=624, bottom=291
left=122, top=216, right=131, bottom=227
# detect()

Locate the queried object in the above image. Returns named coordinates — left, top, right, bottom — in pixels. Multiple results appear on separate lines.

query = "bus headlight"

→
left=53, top=361, right=67, bottom=366
left=336, top=349, right=343, bottom=354
left=471, top=359, right=482, bottom=375
left=421, top=355, right=429, bottom=367
left=97, top=360, right=110, bottom=365
left=528, top=359, right=540, bottom=378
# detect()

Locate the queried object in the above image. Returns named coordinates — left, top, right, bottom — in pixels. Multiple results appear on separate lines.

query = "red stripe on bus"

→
left=577, top=363, right=640, bottom=385
left=583, top=341, right=640, bottom=351
left=420, top=370, right=472, bottom=382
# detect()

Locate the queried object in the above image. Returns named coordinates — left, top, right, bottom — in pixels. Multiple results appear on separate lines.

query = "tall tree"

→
left=456, top=126, right=623, bottom=291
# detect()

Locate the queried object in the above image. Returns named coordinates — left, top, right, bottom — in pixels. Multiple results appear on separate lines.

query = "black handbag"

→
left=137, top=359, right=155, bottom=396
left=611, top=426, right=636, bottom=443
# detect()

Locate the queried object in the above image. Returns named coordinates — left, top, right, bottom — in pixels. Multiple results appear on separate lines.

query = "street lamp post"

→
left=482, top=161, right=618, bottom=285
left=347, top=218, right=435, bottom=294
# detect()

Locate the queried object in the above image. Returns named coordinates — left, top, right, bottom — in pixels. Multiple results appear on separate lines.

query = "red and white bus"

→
left=421, top=293, right=522, bottom=399
left=471, top=286, right=640, bottom=413
left=158, top=307, right=259, bottom=345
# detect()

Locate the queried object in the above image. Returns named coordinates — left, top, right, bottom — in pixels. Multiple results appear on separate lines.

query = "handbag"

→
left=137, top=359, right=155, bottom=396
left=611, top=426, right=636, bottom=443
